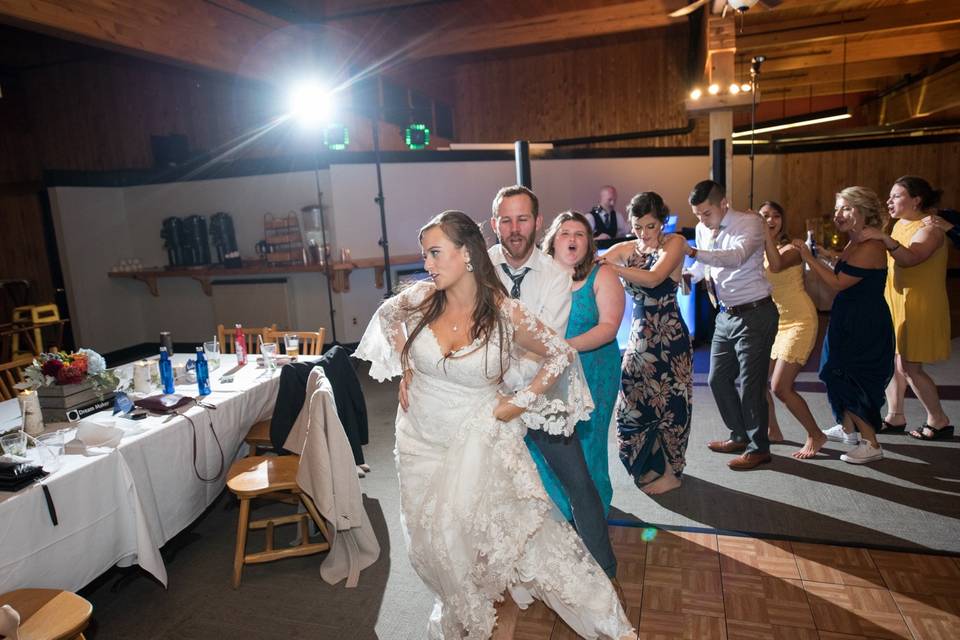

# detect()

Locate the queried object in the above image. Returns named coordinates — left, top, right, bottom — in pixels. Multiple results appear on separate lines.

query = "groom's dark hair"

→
left=689, top=180, right=725, bottom=206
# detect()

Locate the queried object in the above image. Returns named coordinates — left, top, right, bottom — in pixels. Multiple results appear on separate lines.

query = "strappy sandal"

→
left=879, top=420, right=906, bottom=433
left=908, top=425, right=955, bottom=440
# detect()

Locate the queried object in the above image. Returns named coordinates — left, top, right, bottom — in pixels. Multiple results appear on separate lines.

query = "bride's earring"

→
left=466, top=262, right=474, bottom=272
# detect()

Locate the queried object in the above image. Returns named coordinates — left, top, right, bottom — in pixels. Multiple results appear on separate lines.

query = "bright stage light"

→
left=287, top=79, right=335, bottom=129
left=741, top=83, right=752, bottom=92
left=729, top=83, right=741, bottom=94
left=690, top=88, right=702, bottom=100
left=708, top=83, right=720, bottom=95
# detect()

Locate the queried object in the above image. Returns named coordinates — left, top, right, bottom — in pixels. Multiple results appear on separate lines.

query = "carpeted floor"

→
left=79, top=340, right=960, bottom=639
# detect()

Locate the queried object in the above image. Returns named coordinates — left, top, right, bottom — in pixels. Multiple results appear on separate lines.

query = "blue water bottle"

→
left=195, top=347, right=211, bottom=396
left=159, top=346, right=175, bottom=394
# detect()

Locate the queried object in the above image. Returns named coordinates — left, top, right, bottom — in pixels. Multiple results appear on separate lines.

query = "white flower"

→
left=79, top=348, right=106, bottom=375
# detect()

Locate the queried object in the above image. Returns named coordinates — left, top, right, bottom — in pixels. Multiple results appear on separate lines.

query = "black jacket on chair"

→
left=318, top=345, right=369, bottom=465
left=269, top=345, right=369, bottom=464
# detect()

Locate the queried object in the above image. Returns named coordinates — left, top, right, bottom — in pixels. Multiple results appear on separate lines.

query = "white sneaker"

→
left=822, top=423, right=859, bottom=445
left=840, top=441, right=883, bottom=464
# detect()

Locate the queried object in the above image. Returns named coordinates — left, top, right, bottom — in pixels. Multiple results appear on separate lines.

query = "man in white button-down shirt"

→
left=683, top=180, right=779, bottom=470
left=488, top=185, right=617, bottom=580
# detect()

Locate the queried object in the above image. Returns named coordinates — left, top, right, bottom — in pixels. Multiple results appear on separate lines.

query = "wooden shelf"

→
left=108, top=254, right=422, bottom=296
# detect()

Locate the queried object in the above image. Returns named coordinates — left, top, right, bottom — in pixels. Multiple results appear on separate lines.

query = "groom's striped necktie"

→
left=500, top=264, right=531, bottom=299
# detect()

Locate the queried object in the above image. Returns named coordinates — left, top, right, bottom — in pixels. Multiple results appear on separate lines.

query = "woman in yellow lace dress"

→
left=760, top=202, right=823, bottom=458
left=860, top=176, right=953, bottom=440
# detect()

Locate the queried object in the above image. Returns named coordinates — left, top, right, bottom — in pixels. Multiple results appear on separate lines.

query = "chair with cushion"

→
left=244, top=328, right=326, bottom=457
left=0, top=588, right=92, bottom=640
left=226, top=455, right=330, bottom=588
left=216, top=324, right=276, bottom=356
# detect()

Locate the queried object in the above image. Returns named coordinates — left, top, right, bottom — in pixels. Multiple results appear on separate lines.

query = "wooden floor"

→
left=509, top=525, right=960, bottom=640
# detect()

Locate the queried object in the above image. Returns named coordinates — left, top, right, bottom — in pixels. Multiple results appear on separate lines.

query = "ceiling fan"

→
left=670, top=0, right=783, bottom=19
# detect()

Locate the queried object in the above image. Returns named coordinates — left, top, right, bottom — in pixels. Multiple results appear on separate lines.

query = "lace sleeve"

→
left=505, top=299, right=594, bottom=436
left=354, top=281, right=431, bottom=381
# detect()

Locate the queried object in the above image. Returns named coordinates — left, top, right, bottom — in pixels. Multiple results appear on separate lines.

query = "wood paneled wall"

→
left=453, top=25, right=708, bottom=147
left=777, top=142, right=960, bottom=239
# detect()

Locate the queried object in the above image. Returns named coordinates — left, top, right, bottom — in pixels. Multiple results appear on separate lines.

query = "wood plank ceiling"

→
left=1, top=0, right=958, bottom=139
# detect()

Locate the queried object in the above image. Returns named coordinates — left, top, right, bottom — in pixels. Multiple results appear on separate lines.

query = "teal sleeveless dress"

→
left=525, top=265, right=620, bottom=519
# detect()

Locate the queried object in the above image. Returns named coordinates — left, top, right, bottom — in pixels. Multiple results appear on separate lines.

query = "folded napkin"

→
left=64, top=419, right=124, bottom=455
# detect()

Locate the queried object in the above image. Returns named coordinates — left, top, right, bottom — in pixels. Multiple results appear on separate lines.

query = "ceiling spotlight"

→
left=404, top=123, right=431, bottom=150
left=690, top=88, right=703, bottom=100
left=729, top=83, right=741, bottom=95
left=287, top=79, right=334, bottom=130
left=741, top=83, right=752, bottom=92
left=708, top=84, right=720, bottom=95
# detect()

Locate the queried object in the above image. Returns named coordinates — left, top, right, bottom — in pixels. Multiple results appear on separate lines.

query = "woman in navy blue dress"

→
left=794, top=186, right=895, bottom=465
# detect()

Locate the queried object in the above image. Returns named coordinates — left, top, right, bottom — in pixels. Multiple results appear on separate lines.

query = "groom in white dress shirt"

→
left=488, top=185, right=617, bottom=579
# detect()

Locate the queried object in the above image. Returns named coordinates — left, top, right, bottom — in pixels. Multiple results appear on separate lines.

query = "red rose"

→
left=41, top=359, right=64, bottom=377
left=57, top=364, right=85, bottom=385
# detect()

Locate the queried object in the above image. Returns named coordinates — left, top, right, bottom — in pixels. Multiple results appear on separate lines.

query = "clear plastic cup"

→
left=1, top=430, right=28, bottom=457
left=261, top=342, right=278, bottom=370
left=283, top=335, right=300, bottom=358
left=203, top=340, right=221, bottom=371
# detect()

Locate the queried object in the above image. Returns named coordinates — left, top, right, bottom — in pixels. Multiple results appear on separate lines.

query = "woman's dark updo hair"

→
left=894, top=175, right=942, bottom=210
left=627, top=192, right=670, bottom=223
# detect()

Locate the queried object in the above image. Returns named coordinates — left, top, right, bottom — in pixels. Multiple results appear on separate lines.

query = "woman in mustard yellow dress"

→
left=760, top=202, right=823, bottom=458
left=860, top=176, right=953, bottom=440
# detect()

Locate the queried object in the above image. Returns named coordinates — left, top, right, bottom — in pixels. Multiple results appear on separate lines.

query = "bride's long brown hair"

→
left=400, top=210, right=510, bottom=381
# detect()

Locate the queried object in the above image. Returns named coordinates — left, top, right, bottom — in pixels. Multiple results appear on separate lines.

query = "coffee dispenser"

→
left=179, top=215, right=210, bottom=266
left=210, top=212, right=242, bottom=268
left=161, top=216, right=184, bottom=267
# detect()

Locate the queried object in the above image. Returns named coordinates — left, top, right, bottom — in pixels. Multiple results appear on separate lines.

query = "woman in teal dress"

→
left=527, top=211, right=625, bottom=518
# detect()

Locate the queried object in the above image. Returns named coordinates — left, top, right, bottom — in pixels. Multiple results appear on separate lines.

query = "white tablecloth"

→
left=0, top=354, right=282, bottom=592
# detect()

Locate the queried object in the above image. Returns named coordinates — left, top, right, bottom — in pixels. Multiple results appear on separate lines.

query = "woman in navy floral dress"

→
left=600, top=192, right=692, bottom=495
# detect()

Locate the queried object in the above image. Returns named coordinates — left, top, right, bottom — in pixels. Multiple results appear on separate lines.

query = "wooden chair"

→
left=0, top=588, right=92, bottom=640
left=226, top=455, right=330, bottom=588
left=0, top=356, right=33, bottom=401
left=11, top=304, right=62, bottom=357
left=262, top=328, right=326, bottom=357
left=244, top=327, right=326, bottom=456
left=216, top=324, right=276, bottom=356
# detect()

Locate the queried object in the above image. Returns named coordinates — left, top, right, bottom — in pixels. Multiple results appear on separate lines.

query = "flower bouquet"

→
left=16, top=349, right=119, bottom=422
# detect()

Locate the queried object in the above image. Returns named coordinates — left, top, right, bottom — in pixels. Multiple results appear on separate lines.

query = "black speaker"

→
left=514, top=140, right=532, bottom=189
left=711, top=138, right=726, bottom=189
left=151, top=134, right=190, bottom=168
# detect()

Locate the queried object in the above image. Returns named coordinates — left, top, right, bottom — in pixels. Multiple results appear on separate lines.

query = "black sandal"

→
left=879, top=420, right=906, bottom=433
left=908, top=425, right=955, bottom=440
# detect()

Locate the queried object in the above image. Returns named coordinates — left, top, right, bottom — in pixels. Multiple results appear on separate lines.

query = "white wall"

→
left=50, top=153, right=780, bottom=351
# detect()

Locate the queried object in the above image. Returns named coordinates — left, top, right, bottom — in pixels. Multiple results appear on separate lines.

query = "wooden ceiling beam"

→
left=754, top=26, right=960, bottom=73
left=0, top=0, right=324, bottom=82
left=760, top=55, right=937, bottom=91
left=738, top=1, right=960, bottom=51
left=759, top=78, right=885, bottom=101
left=877, top=59, right=960, bottom=125
left=408, top=0, right=687, bottom=60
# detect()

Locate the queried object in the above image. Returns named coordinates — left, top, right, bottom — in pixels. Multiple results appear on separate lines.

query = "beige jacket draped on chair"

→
left=283, top=368, right=380, bottom=587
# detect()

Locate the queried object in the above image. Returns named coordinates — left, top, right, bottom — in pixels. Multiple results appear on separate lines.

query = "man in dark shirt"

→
left=587, top=185, right=626, bottom=239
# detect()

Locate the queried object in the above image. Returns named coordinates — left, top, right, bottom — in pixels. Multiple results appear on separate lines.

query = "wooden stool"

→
left=226, top=455, right=330, bottom=588
left=0, top=588, right=92, bottom=640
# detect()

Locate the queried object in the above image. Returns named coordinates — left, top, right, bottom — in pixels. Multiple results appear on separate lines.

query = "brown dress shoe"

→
left=707, top=439, right=748, bottom=453
left=728, top=452, right=772, bottom=470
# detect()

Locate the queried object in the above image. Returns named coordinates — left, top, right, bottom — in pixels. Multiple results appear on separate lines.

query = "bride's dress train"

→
left=356, top=281, right=634, bottom=639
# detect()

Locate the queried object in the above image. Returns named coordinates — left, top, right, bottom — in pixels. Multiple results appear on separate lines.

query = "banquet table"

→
left=0, top=354, right=284, bottom=593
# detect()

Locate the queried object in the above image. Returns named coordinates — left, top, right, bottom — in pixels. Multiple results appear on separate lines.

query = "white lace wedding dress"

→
left=355, top=281, right=634, bottom=640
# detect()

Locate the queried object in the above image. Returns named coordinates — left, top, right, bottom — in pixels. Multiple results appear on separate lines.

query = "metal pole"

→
left=749, top=79, right=756, bottom=211
left=314, top=152, right=338, bottom=344
left=372, top=117, right=392, bottom=296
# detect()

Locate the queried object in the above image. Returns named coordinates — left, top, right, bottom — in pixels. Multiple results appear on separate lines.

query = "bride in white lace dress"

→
left=355, top=211, right=634, bottom=639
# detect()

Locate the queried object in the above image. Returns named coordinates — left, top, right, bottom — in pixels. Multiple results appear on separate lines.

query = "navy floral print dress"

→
left=616, top=246, right=693, bottom=484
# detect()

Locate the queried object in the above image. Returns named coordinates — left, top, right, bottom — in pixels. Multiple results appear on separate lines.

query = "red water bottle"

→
left=234, top=323, right=248, bottom=365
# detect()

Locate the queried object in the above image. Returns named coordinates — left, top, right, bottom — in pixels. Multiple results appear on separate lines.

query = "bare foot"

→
left=791, top=433, right=827, bottom=459
left=769, top=426, right=784, bottom=443
left=641, top=473, right=681, bottom=495
left=636, top=469, right=660, bottom=485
